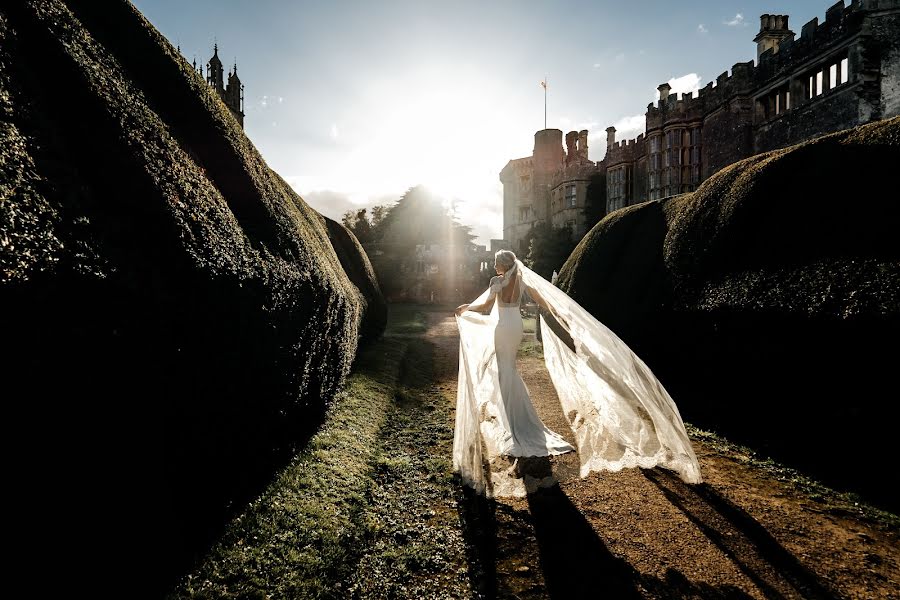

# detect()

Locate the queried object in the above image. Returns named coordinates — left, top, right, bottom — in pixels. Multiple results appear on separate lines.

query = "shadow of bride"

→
left=643, top=469, right=844, bottom=600
left=525, top=482, right=644, bottom=599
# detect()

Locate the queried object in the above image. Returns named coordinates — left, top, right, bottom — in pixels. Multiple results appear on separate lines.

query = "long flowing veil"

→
left=453, top=259, right=702, bottom=498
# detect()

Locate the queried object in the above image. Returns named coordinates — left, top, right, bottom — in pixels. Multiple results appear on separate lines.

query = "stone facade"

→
left=500, top=129, right=601, bottom=255
left=604, top=0, right=900, bottom=209
left=501, top=2, right=899, bottom=246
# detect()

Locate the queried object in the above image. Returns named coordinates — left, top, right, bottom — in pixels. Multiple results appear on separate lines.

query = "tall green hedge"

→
left=558, top=116, right=900, bottom=513
left=0, top=0, right=383, bottom=591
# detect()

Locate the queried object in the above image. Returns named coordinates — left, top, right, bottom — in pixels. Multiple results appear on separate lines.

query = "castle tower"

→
left=532, top=129, right=565, bottom=224
left=206, top=44, right=225, bottom=93
left=753, top=14, right=794, bottom=61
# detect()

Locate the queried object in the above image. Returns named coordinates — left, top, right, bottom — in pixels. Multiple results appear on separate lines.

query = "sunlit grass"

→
left=169, top=307, right=424, bottom=599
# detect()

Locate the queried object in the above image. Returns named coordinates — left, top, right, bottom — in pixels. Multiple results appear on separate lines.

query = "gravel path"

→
left=418, top=308, right=899, bottom=600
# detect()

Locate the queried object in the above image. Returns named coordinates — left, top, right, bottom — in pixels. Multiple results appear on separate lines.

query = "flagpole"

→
left=541, top=75, right=548, bottom=130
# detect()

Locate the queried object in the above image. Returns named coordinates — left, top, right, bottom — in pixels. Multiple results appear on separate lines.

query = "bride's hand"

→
left=455, top=304, right=470, bottom=316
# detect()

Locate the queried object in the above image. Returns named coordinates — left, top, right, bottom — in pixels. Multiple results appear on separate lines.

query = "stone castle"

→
left=500, top=0, right=900, bottom=256
left=185, top=44, right=245, bottom=128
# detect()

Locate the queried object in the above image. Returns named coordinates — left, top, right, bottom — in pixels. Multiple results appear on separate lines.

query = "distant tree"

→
left=352, top=208, right=372, bottom=243
left=524, top=222, right=577, bottom=281
left=370, top=204, right=388, bottom=232
left=341, top=209, right=357, bottom=230
left=366, top=186, right=476, bottom=299
left=341, top=208, right=374, bottom=243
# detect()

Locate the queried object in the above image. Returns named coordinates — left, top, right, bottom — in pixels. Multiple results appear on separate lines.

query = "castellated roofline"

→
left=603, top=0, right=898, bottom=140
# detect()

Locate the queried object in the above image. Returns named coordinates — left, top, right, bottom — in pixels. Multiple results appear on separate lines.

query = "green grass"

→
left=168, top=307, right=425, bottom=599
left=386, top=303, right=428, bottom=335
left=686, top=424, right=900, bottom=530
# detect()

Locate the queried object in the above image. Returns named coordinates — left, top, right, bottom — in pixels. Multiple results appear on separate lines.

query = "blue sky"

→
left=132, top=0, right=832, bottom=244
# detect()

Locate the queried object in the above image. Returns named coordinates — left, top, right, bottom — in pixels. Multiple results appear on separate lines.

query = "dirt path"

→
left=420, top=308, right=899, bottom=600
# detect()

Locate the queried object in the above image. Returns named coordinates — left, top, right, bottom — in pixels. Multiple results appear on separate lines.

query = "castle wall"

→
left=702, top=99, right=754, bottom=179
left=755, top=83, right=860, bottom=152
left=876, top=11, right=900, bottom=117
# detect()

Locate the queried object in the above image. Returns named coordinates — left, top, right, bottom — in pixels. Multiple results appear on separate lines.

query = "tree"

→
left=341, top=208, right=374, bottom=243
left=365, top=185, right=476, bottom=300
left=524, top=222, right=577, bottom=280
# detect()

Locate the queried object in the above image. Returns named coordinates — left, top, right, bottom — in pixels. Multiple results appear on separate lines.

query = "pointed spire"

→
left=213, top=41, right=218, bottom=56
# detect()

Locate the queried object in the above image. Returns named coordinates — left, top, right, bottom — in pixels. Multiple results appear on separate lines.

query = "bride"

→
left=453, top=250, right=701, bottom=497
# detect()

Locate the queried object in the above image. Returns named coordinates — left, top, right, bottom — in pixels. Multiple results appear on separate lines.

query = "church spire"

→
left=207, top=42, right=224, bottom=92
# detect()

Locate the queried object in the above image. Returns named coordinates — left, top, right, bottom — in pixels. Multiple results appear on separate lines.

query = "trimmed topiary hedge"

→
left=0, top=0, right=383, bottom=591
left=558, top=116, right=900, bottom=513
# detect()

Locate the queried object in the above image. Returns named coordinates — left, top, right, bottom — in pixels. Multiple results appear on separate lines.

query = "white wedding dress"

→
left=453, top=259, right=702, bottom=498
left=488, top=269, right=574, bottom=458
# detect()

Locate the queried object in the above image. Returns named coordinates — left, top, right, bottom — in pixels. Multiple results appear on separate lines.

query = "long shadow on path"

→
left=457, top=468, right=835, bottom=599
left=526, top=483, right=644, bottom=599
left=644, top=470, right=844, bottom=600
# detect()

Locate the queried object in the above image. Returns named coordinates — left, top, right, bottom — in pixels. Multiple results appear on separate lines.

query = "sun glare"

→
left=332, top=71, right=514, bottom=236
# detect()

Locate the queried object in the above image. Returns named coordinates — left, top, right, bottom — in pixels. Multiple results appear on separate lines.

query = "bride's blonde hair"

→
left=494, top=250, right=517, bottom=271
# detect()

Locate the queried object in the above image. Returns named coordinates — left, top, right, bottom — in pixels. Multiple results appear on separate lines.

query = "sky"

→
left=132, top=0, right=831, bottom=245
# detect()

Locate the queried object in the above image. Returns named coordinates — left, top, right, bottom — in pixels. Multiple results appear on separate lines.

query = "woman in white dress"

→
left=454, top=250, right=701, bottom=498
left=455, top=251, right=574, bottom=458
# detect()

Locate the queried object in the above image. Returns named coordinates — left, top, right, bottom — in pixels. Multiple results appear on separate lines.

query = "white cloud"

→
left=659, top=73, right=703, bottom=99
left=724, top=13, right=744, bottom=26
left=330, top=123, right=339, bottom=139
left=593, top=62, right=601, bottom=69
left=614, top=52, right=626, bottom=62
left=611, top=114, right=646, bottom=141
left=698, top=24, right=708, bottom=34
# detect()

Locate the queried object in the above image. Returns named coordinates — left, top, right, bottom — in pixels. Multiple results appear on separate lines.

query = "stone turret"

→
left=754, top=14, right=794, bottom=61
left=206, top=43, right=224, bottom=93
left=225, top=62, right=244, bottom=127
left=658, top=83, right=672, bottom=104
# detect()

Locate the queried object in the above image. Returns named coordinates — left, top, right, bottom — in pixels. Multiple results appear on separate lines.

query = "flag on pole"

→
left=540, top=80, right=547, bottom=89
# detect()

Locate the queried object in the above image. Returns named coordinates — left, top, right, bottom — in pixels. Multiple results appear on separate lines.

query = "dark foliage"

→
left=322, top=215, right=387, bottom=347
left=523, top=221, right=577, bottom=281
left=557, top=116, right=900, bottom=513
left=0, top=0, right=382, bottom=592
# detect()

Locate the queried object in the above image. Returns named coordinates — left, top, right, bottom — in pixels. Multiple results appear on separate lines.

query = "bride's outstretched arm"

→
left=526, top=285, right=569, bottom=329
left=456, top=296, right=495, bottom=316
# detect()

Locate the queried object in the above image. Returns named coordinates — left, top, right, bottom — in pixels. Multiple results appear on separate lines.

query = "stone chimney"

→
left=577, top=130, right=589, bottom=161
left=753, top=14, right=794, bottom=61
left=658, top=83, right=672, bottom=103
left=606, top=126, right=616, bottom=150
left=565, top=131, right=578, bottom=163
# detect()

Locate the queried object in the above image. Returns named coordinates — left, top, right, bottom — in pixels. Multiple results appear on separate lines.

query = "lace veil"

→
left=453, top=259, right=702, bottom=498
